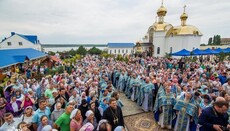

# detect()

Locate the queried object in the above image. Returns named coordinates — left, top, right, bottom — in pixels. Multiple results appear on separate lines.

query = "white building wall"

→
left=166, top=35, right=202, bottom=53
left=153, top=31, right=167, bottom=57
left=0, top=35, right=41, bottom=51
left=107, top=48, right=133, bottom=55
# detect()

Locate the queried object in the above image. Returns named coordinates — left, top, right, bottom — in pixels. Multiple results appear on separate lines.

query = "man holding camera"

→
left=198, top=97, right=230, bottom=131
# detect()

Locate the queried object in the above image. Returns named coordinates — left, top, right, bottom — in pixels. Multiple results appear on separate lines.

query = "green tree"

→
left=69, top=48, right=77, bottom=56
left=48, top=51, right=55, bottom=55
left=88, top=46, right=102, bottom=55
left=213, top=35, right=217, bottom=45
left=216, top=35, right=221, bottom=45
left=100, top=52, right=112, bottom=58
left=208, top=37, right=212, bottom=45
left=116, top=54, right=124, bottom=61
left=76, top=45, right=87, bottom=56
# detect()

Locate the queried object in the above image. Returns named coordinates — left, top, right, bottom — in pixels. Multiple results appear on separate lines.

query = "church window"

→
left=109, top=50, right=112, bottom=54
left=114, top=49, right=116, bottom=54
left=122, top=49, right=124, bottom=53
left=157, top=47, right=160, bottom=54
left=126, top=49, right=128, bottom=53
left=118, top=49, right=120, bottom=53
left=19, top=42, right=23, bottom=46
left=7, top=42, right=11, bottom=46
left=170, top=47, right=172, bottom=54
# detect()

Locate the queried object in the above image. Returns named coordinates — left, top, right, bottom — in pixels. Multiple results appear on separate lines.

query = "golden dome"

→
left=149, top=22, right=171, bottom=31
left=157, top=6, right=167, bottom=16
left=167, top=25, right=202, bottom=36
left=180, top=12, right=188, bottom=20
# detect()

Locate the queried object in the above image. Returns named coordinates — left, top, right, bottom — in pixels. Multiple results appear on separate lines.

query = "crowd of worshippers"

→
left=0, top=55, right=230, bottom=131
left=0, top=56, right=127, bottom=131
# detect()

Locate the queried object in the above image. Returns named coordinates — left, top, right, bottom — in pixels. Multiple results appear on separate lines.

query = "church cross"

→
left=183, top=5, right=187, bottom=13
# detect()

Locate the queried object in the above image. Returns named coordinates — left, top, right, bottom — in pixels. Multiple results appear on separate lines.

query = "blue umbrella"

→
left=214, top=48, right=223, bottom=53
left=222, top=48, right=230, bottom=53
left=171, top=49, right=191, bottom=56
left=191, top=48, right=208, bottom=55
left=203, top=48, right=219, bottom=55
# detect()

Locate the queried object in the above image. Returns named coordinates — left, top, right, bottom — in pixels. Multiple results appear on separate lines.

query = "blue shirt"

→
left=32, top=107, right=51, bottom=125
left=198, top=106, right=229, bottom=131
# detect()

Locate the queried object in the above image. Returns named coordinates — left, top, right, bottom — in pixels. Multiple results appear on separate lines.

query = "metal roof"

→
left=0, top=48, right=47, bottom=69
left=107, top=43, right=135, bottom=48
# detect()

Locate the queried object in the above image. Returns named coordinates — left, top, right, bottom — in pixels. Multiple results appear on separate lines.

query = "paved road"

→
left=120, top=92, right=171, bottom=131
left=119, top=92, right=144, bottom=116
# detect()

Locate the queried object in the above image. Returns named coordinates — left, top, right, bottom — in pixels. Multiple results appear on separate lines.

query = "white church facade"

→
left=138, top=2, right=202, bottom=57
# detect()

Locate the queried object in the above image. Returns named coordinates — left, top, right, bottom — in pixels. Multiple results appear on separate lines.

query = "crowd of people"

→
left=0, top=55, right=230, bottom=131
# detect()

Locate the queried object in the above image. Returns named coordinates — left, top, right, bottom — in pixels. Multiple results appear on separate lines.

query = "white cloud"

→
left=0, top=0, right=229, bottom=44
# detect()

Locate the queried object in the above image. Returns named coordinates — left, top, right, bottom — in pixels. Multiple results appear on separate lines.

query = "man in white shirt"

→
left=0, top=112, right=20, bottom=131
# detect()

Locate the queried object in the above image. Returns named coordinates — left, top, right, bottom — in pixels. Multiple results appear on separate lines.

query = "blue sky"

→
left=0, top=0, right=229, bottom=44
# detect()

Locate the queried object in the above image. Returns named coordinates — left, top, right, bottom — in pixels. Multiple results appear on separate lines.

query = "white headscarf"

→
left=41, top=125, right=52, bottom=131
left=114, top=126, right=124, bottom=131
left=85, top=110, right=94, bottom=118
left=79, top=122, right=94, bottom=131
left=96, top=119, right=108, bottom=131
left=70, top=109, right=79, bottom=119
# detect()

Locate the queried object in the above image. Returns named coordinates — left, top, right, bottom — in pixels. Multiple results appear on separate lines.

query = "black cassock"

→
left=102, top=106, right=124, bottom=130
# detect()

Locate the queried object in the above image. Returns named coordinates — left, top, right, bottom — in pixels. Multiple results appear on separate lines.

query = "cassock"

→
left=102, top=106, right=124, bottom=130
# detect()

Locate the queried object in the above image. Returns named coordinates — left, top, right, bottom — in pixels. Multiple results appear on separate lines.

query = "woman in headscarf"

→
left=51, top=102, right=65, bottom=122
left=37, top=115, right=53, bottom=131
left=21, top=94, right=35, bottom=109
left=51, top=97, right=66, bottom=112
left=6, top=95, right=22, bottom=117
left=96, top=119, right=112, bottom=131
left=83, top=110, right=98, bottom=130
left=81, top=92, right=87, bottom=101
left=79, top=122, right=94, bottom=131
left=70, top=109, right=83, bottom=131
left=20, top=106, right=34, bottom=131
left=15, top=89, right=24, bottom=102
left=199, top=94, right=212, bottom=110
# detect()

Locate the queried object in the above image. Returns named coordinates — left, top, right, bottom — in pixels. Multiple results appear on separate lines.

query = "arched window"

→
left=118, top=49, right=120, bottom=54
left=122, top=49, right=124, bottom=53
left=170, top=47, right=172, bottom=54
left=114, top=49, right=116, bottom=54
left=157, top=47, right=160, bottom=54
left=110, top=50, right=112, bottom=54
left=126, top=49, right=128, bottom=53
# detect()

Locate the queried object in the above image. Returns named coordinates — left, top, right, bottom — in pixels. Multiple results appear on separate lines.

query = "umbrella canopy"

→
left=191, top=48, right=208, bottom=55
left=222, top=48, right=230, bottom=53
left=203, top=48, right=219, bottom=55
left=214, top=48, right=224, bottom=53
left=171, top=49, right=191, bottom=56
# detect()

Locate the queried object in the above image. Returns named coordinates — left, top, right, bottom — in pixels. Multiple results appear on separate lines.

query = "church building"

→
left=137, top=1, right=202, bottom=57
